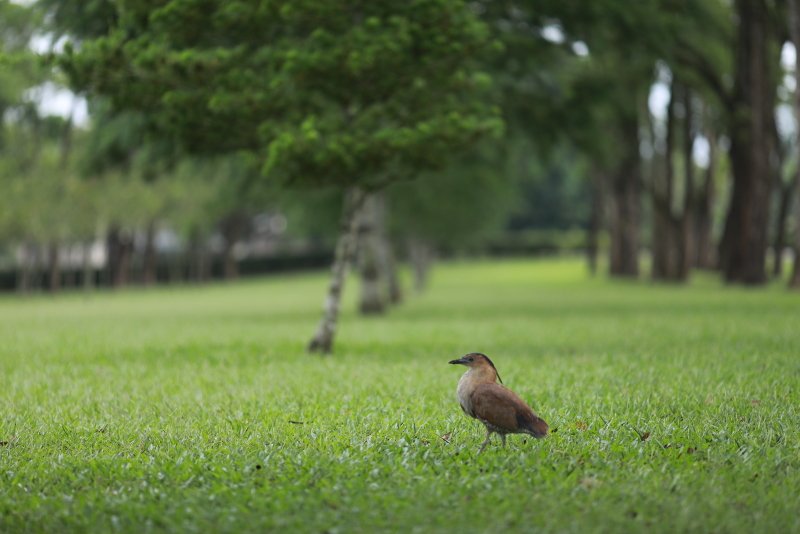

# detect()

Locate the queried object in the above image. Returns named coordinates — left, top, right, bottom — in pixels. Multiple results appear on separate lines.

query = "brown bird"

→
left=449, top=352, right=548, bottom=452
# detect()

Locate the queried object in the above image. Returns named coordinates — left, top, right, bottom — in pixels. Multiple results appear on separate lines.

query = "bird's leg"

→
left=500, top=434, right=507, bottom=447
left=478, top=428, right=492, bottom=453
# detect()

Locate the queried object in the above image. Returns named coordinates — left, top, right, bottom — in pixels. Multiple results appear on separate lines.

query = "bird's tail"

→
left=526, top=415, right=549, bottom=438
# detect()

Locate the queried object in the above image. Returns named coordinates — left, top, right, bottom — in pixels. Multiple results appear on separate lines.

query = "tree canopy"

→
left=62, top=0, right=503, bottom=189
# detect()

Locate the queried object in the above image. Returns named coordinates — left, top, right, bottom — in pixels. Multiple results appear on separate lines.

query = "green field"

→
left=1, top=258, right=798, bottom=533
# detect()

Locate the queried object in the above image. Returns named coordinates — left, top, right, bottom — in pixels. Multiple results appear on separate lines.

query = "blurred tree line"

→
left=2, top=0, right=800, bottom=351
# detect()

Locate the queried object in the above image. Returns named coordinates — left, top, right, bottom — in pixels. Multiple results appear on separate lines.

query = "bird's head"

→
left=449, top=352, right=503, bottom=383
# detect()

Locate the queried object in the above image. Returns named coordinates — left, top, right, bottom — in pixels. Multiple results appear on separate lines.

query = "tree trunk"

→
left=789, top=0, right=800, bottom=288
left=790, top=184, right=800, bottom=286
left=376, top=192, right=402, bottom=305
left=308, top=187, right=367, bottom=354
left=652, top=82, right=695, bottom=282
left=720, top=0, right=775, bottom=285
left=651, top=209, right=686, bottom=281
left=107, top=226, right=120, bottom=287
left=189, top=230, right=209, bottom=283
left=772, top=181, right=794, bottom=278
left=609, top=113, right=641, bottom=278
left=651, top=203, right=671, bottom=279
left=16, top=243, right=35, bottom=294
left=142, top=220, right=158, bottom=286
left=357, top=193, right=387, bottom=315
left=45, top=113, right=73, bottom=294
left=386, top=244, right=403, bottom=305
left=586, top=170, right=605, bottom=276
left=790, top=228, right=800, bottom=287
left=408, top=238, right=431, bottom=292
left=118, top=238, right=132, bottom=287
left=197, top=248, right=209, bottom=282
left=63, top=246, right=76, bottom=289
left=30, top=245, right=43, bottom=291
left=222, top=242, right=238, bottom=280
left=694, top=129, right=717, bottom=270
left=168, top=254, right=183, bottom=284
left=107, top=225, right=132, bottom=288
left=220, top=212, right=248, bottom=281
left=766, top=95, right=789, bottom=278
left=82, top=241, right=95, bottom=291
left=678, top=85, right=696, bottom=280
left=652, top=79, right=677, bottom=281
left=47, top=241, right=61, bottom=293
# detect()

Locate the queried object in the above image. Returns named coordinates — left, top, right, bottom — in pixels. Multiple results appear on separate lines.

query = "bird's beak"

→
left=449, top=357, right=468, bottom=365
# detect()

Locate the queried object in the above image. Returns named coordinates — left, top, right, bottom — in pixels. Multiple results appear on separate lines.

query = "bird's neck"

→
left=457, top=366, right=499, bottom=416
left=461, top=366, right=498, bottom=386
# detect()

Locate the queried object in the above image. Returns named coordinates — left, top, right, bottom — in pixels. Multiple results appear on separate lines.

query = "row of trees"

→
left=483, top=0, right=777, bottom=286
left=2, top=0, right=800, bottom=352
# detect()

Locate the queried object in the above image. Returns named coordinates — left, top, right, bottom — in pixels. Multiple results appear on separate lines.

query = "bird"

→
left=449, top=352, right=548, bottom=452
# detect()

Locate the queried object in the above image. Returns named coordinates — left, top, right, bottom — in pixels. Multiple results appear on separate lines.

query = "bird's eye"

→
left=468, top=358, right=474, bottom=362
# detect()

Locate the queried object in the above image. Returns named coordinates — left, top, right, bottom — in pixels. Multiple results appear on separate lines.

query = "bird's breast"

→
left=456, top=372, right=476, bottom=418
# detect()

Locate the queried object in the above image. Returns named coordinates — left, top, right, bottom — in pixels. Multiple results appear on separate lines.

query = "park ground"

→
left=1, top=257, right=799, bottom=533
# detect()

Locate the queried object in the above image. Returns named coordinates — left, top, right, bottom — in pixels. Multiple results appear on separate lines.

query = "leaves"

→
left=61, top=0, right=502, bottom=190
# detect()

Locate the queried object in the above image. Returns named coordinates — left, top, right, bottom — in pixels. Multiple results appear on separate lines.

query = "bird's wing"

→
left=470, top=384, right=548, bottom=437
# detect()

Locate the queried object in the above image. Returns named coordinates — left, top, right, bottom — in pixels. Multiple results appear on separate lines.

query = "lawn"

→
left=1, top=258, right=799, bottom=533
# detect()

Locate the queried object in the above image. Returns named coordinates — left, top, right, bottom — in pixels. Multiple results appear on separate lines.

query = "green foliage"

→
left=0, top=117, right=95, bottom=245
left=0, top=108, right=243, bottom=252
left=482, top=0, right=732, bottom=169
left=387, top=144, right=516, bottom=248
left=62, top=0, right=503, bottom=189
left=77, top=103, right=152, bottom=175
left=1, top=258, right=798, bottom=532
left=485, top=228, right=594, bottom=255
left=386, top=136, right=591, bottom=252
left=35, top=0, right=118, bottom=40
left=0, top=0, right=45, bottom=134
left=274, top=186, right=344, bottom=244
left=505, top=140, right=590, bottom=231
left=36, top=0, right=739, bottom=266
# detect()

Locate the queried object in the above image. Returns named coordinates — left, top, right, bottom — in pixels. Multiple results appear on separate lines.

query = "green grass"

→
left=1, top=258, right=799, bottom=533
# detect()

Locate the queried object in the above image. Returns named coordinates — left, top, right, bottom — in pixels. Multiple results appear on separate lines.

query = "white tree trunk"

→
left=386, top=244, right=403, bottom=305
left=408, top=238, right=431, bottom=293
left=308, top=187, right=367, bottom=354
left=358, top=193, right=388, bottom=315
left=375, top=192, right=402, bottom=304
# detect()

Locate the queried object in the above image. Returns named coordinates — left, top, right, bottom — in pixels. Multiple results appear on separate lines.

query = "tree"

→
left=717, top=0, right=778, bottom=284
left=0, top=1, right=41, bottom=139
left=60, top=0, right=501, bottom=352
left=649, top=77, right=697, bottom=282
left=482, top=1, right=678, bottom=278
left=692, top=106, right=722, bottom=271
left=0, top=1, right=41, bottom=290
left=355, top=191, right=391, bottom=314
left=387, top=142, right=516, bottom=290
left=788, top=0, right=800, bottom=289
left=480, top=1, right=738, bottom=282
